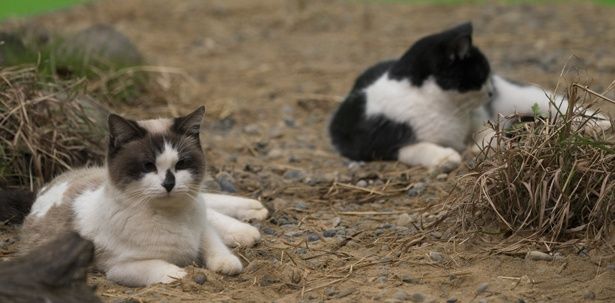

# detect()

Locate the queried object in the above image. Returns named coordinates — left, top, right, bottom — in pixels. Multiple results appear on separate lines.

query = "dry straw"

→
left=453, top=83, right=614, bottom=245
left=0, top=66, right=107, bottom=189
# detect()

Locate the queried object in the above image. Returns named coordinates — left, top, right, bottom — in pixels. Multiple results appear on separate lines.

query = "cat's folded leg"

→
left=202, top=193, right=268, bottom=221
left=207, top=208, right=261, bottom=247
left=202, top=222, right=243, bottom=275
left=106, top=259, right=187, bottom=287
left=398, top=142, right=462, bottom=173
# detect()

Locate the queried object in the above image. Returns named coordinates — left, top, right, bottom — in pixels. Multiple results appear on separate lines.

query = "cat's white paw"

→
left=207, top=254, right=243, bottom=275
left=221, top=223, right=261, bottom=247
left=236, top=200, right=269, bottom=221
left=156, top=265, right=188, bottom=284
left=430, top=148, right=462, bottom=173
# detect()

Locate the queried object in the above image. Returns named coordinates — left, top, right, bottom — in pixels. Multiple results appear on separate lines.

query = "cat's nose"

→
left=162, top=170, right=175, bottom=192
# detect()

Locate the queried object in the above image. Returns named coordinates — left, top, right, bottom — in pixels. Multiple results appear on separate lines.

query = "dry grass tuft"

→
left=0, top=66, right=107, bottom=189
left=454, top=83, right=615, bottom=244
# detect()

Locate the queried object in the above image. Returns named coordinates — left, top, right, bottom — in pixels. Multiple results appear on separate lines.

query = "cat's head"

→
left=105, top=107, right=206, bottom=205
left=389, top=22, right=492, bottom=105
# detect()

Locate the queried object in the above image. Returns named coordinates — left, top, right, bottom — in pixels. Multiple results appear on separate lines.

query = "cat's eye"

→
left=143, top=162, right=157, bottom=173
left=175, top=159, right=189, bottom=170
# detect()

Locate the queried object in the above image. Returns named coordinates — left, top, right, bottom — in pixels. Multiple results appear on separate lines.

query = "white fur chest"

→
left=73, top=187, right=204, bottom=270
left=364, top=75, right=475, bottom=151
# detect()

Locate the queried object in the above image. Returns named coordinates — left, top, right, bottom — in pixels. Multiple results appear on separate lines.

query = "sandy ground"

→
left=2, top=0, right=615, bottom=302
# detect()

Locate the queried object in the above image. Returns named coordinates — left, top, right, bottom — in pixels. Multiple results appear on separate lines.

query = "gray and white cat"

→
left=20, top=107, right=269, bottom=287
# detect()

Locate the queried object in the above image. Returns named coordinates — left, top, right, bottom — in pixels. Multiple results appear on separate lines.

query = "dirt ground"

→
left=2, top=0, right=615, bottom=302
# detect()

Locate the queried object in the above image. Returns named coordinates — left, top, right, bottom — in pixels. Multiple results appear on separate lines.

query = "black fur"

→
left=0, top=190, right=35, bottom=225
left=329, top=22, right=490, bottom=161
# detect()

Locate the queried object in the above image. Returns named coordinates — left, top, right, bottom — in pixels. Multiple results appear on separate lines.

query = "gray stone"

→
left=193, top=273, right=207, bottom=285
left=216, top=172, right=237, bottom=193
left=393, top=290, right=407, bottom=301
left=407, top=182, right=426, bottom=197
left=307, top=233, right=320, bottom=242
left=446, top=298, right=458, bottom=303
left=323, top=229, right=337, bottom=238
left=476, top=282, right=489, bottom=294
left=283, top=169, right=305, bottom=181
left=409, top=292, right=425, bottom=303
left=526, top=251, right=553, bottom=261
left=429, top=251, right=444, bottom=263
left=61, top=24, right=143, bottom=67
left=356, top=180, right=368, bottom=187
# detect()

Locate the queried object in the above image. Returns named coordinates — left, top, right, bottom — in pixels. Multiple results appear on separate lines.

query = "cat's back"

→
left=21, top=167, right=106, bottom=252
left=350, top=60, right=396, bottom=92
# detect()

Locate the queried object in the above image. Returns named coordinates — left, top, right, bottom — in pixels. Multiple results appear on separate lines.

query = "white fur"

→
left=30, top=181, right=68, bottom=217
left=203, top=193, right=269, bottom=221
left=398, top=142, right=462, bottom=173
left=137, top=118, right=173, bottom=134
left=207, top=208, right=261, bottom=247
left=365, top=75, right=489, bottom=151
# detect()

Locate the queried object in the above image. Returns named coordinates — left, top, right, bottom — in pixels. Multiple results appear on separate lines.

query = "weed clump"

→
left=455, top=84, right=614, bottom=243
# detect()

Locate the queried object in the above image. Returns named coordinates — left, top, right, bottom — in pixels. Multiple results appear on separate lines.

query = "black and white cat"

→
left=20, top=107, right=269, bottom=287
left=329, top=22, right=609, bottom=171
left=329, top=22, right=491, bottom=172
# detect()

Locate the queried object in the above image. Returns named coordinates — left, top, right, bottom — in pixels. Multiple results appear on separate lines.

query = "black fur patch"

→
left=0, top=190, right=35, bottom=224
left=389, top=22, right=490, bottom=92
left=329, top=93, right=416, bottom=161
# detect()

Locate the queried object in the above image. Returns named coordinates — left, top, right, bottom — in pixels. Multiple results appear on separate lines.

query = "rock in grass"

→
left=193, top=273, right=207, bottom=285
left=216, top=172, right=237, bottom=193
left=583, top=291, right=596, bottom=300
left=409, top=292, right=425, bottom=302
left=61, top=24, right=143, bottom=67
left=392, top=290, right=407, bottom=301
left=526, top=251, right=553, bottom=261
left=323, top=229, right=337, bottom=238
left=428, top=251, right=444, bottom=263
left=407, top=182, right=426, bottom=197
left=446, top=297, right=458, bottom=303
left=476, top=282, right=489, bottom=294
left=396, top=213, right=412, bottom=226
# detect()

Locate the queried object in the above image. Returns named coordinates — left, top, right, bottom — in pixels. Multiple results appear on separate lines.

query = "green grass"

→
left=0, top=0, right=89, bottom=20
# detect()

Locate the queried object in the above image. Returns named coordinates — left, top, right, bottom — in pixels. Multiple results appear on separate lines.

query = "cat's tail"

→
left=0, top=190, right=35, bottom=225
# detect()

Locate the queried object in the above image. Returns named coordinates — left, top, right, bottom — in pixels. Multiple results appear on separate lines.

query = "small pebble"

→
left=356, top=180, right=368, bottom=187
left=429, top=251, right=444, bottom=263
left=446, top=297, right=458, bottom=303
left=324, top=287, right=337, bottom=297
left=193, top=273, right=207, bottom=285
left=526, top=250, right=553, bottom=261
left=401, top=274, right=417, bottom=283
left=323, top=229, right=337, bottom=238
left=410, top=292, right=425, bottom=303
left=435, top=173, right=448, bottom=180
left=393, top=290, right=408, bottom=301
left=267, top=148, right=284, bottom=159
left=583, top=291, right=596, bottom=300
left=478, top=299, right=487, bottom=303
left=476, top=282, right=489, bottom=294
left=262, top=227, right=276, bottom=236
left=216, top=173, right=237, bottom=193
left=271, top=198, right=289, bottom=211
left=396, top=213, right=412, bottom=226
left=331, top=216, right=341, bottom=227
left=283, top=169, right=305, bottom=181
left=431, top=231, right=442, bottom=239
left=407, top=182, right=426, bottom=197
left=307, top=233, right=320, bottom=242
left=243, top=124, right=260, bottom=134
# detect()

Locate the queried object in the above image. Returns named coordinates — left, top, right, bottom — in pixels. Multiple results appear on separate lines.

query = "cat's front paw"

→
left=430, top=148, right=462, bottom=173
left=207, top=254, right=243, bottom=275
left=222, top=223, right=261, bottom=247
left=236, top=200, right=269, bottom=221
left=157, top=266, right=188, bottom=284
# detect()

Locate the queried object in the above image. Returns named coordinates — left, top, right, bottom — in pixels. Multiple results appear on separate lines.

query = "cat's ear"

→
left=444, top=22, right=473, bottom=61
left=107, top=114, right=146, bottom=151
left=172, top=106, right=205, bottom=138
